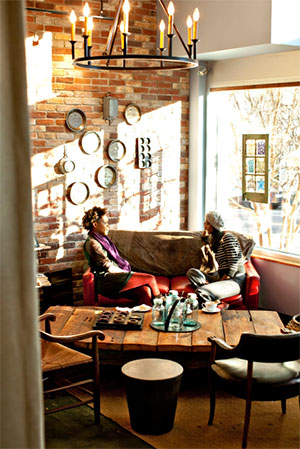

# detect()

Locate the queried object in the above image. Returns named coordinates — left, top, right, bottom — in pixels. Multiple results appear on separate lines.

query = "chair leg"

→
left=281, top=399, right=286, bottom=414
left=242, top=396, right=252, bottom=449
left=93, top=380, right=100, bottom=425
left=92, top=337, right=100, bottom=425
left=208, top=369, right=216, bottom=425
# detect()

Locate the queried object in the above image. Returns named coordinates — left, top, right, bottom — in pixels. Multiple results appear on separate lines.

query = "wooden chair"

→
left=207, top=332, right=300, bottom=448
left=40, top=313, right=105, bottom=424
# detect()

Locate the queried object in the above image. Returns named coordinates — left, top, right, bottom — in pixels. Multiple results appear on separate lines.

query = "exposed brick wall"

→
left=26, top=0, right=190, bottom=303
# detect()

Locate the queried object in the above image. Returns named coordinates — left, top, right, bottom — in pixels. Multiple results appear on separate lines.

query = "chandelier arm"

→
left=104, top=0, right=125, bottom=57
left=158, top=0, right=190, bottom=58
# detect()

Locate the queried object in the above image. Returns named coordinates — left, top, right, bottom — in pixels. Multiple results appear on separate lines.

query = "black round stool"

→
left=121, top=358, right=183, bottom=434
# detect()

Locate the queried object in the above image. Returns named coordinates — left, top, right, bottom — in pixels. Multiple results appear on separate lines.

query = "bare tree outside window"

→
left=212, top=86, right=300, bottom=255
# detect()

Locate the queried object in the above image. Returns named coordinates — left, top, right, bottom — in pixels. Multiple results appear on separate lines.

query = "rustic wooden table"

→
left=43, top=306, right=284, bottom=363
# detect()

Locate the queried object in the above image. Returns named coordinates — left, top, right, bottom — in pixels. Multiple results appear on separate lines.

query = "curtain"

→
left=0, top=1, right=44, bottom=447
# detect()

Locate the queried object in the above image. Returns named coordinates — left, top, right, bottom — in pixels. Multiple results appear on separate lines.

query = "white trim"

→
left=252, top=247, right=300, bottom=267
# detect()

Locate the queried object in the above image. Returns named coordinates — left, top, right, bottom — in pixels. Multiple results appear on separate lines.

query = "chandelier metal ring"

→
left=73, top=54, right=199, bottom=71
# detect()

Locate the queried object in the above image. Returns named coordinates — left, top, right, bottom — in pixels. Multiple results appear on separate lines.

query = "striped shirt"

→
left=215, top=232, right=244, bottom=277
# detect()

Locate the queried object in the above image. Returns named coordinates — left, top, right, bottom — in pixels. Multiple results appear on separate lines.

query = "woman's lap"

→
left=120, top=272, right=160, bottom=297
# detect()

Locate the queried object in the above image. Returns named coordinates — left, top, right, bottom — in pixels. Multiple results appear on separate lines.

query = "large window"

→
left=207, top=85, right=300, bottom=257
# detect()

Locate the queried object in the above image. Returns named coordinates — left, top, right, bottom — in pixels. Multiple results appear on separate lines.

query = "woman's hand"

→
left=221, top=274, right=231, bottom=281
left=202, top=230, right=209, bottom=238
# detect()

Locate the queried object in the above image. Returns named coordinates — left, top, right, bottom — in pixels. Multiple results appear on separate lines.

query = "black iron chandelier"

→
left=69, top=0, right=200, bottom=71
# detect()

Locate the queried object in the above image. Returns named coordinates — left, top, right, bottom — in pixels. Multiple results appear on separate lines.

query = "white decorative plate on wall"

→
left=65, top=108, right=87, bottom=133
left=79, top=131, right=101, bottom=154
left=96, top=165, right=117, bottom=189
left=68, top=182, right=90, bottom=204
left=108, top=139, right=126, bottom=162
left=124, top=103, right=142, bottom=125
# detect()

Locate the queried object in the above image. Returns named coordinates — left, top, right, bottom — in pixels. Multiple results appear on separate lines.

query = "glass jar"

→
left=165, top=290, right=179, bottom=316
left=152, top=297, right=165, bottom=326
left=169, top=302, right=184, bottom=331
left=183, top=296, right=199, bottom=326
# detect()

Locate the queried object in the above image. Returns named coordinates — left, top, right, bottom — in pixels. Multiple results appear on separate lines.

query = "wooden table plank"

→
left=250, top=310, right=283, bottom=335
left=157, top=329, right=192, bottom=352
left=222, top=310, right=254, bottom=347
left=192, top=311, right=225, bottom=352
left=122, top=312, right=158, bottom=351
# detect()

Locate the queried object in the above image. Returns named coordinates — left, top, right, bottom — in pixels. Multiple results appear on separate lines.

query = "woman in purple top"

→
left=82, top=206, right=160, bottom=305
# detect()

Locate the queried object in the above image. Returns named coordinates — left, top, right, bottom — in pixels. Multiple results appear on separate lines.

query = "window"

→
left=207, top=85, right=300, bottom=257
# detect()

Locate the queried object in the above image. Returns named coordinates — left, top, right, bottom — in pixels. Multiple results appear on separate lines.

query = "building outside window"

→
left=206, top=85, right=300, bottom=258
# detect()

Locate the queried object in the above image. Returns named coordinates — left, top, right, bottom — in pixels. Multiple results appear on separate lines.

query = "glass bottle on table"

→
left=152, top=297, right=165, bottom=326
left=165, top=290, right=179, bottom=316
left=183, top=294, right=199, bottom=326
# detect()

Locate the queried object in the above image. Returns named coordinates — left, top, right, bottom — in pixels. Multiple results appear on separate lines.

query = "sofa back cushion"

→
left=108, top=230, right=255, bottom=277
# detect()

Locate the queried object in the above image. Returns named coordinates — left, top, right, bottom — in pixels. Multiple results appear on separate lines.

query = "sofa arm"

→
left=83, top=267, right=97, bottom=306
left=243, top=260, right=260, bottom=309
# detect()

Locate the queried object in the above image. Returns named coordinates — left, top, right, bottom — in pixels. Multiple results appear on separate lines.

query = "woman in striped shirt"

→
left=187, top=211, right=246, bottom=302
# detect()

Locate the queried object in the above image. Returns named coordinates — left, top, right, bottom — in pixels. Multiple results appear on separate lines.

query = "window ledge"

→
left=252, top=248, right=300, bottom=267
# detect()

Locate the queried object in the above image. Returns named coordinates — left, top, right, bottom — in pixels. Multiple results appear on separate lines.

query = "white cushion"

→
left=213, top=358, right=300, bottom=384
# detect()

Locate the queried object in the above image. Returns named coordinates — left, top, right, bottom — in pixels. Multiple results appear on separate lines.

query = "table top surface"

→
left=43, top=306, right=284, bottom=353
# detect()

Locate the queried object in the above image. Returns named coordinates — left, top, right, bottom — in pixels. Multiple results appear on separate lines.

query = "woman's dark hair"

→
left=82, top=207, right=107, bottom=231
left=211, top=228, right=224, bottom=253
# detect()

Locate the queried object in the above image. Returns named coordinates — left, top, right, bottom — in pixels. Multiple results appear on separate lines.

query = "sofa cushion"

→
left=109, top=230, right=207, bottom=276
left=108, top=230, right=255, bottom=277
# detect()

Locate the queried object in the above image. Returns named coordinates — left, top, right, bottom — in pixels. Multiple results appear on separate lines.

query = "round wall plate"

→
left=68, top=182, right=90, bottom=205
left=124, top=103, right=142, bottom=125
left=66, top=108, right=87, bottom=133
left=96, top=165, right=117, bottom=189
left=79, top=131, right=101, bottom=154
left=108, top=139, right=126, bottom=162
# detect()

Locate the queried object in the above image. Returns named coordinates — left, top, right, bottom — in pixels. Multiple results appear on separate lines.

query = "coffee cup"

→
left=202, top=301, right=219, bottom=312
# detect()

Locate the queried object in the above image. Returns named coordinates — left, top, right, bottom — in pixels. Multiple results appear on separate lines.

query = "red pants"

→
left=120, top=272, right=160, bottom=306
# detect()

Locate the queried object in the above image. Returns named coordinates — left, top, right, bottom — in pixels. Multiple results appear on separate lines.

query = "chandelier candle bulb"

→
left=70, top=10, right=76, bottom=41
left=83, top=2, right=90, bottom=35
left=159, top=19, right=165, bottom=48
left=123, top=0, right=130, bottom=34
left=87, top=17, right=93, bottom=47
left=192, top=7, right=200, bottom=40
left=120, top=21, right=125, bottom=50
left=167, top=1, right=174, bottom=34
left=186, top=15, right=192, bottom=45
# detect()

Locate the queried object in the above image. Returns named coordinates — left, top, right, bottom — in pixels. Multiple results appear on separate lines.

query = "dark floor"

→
left=45, top=393, right=154, bottom=449
left=44, top=367, right=205, bottom=449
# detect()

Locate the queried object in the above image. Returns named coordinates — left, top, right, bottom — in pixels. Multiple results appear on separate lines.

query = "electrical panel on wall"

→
left=103, top=94, right=118, bottom=125
left=137, top=137, right=151, bottom=168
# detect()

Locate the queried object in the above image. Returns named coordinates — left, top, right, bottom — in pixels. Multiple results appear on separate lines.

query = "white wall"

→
left=208, top=50, right=300, bottom=88
left=252, top=258, right=300, bottom=316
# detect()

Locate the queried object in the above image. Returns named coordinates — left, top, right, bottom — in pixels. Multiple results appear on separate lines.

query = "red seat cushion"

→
left=155, top=276, right=170, bottom=295
left=96, top=294, right=137, bottom=307
left=171, top=276, right=195, bottom=294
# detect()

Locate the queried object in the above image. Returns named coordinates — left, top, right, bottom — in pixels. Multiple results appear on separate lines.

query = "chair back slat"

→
left=230, top=333, right=300, bottom=362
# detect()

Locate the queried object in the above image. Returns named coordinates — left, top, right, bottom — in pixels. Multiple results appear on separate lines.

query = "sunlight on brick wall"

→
left=26, top=0, right=190, bottom=301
